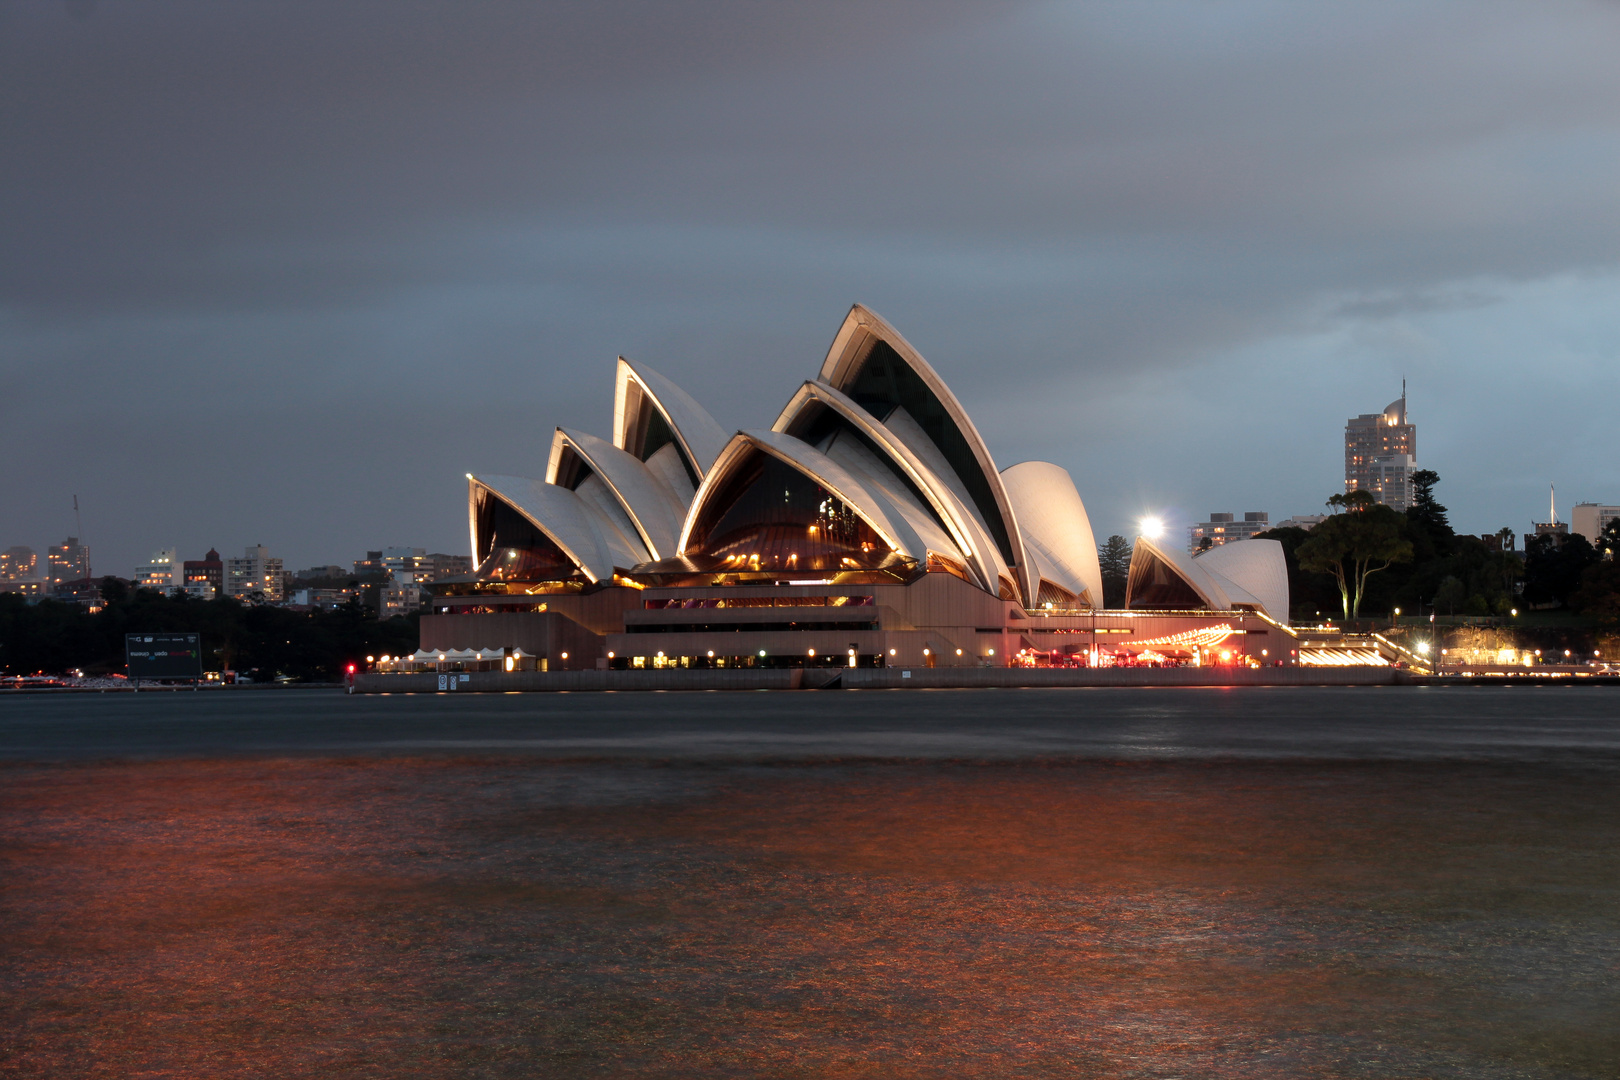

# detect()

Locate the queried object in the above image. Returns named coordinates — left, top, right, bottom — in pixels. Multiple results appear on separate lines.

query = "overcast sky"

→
left=5, top=0, right=1619, bottom=575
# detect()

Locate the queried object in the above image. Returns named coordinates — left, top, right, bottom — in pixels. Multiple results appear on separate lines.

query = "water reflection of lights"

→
left=7, top=757, right=1611, bottom=1077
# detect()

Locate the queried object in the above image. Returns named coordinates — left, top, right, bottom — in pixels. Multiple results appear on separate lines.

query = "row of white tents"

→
left=384, top=648, right=536, bottom=669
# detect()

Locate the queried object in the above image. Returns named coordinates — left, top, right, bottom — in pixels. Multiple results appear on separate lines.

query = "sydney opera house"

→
left=413, top=305, right=1296, bottom=672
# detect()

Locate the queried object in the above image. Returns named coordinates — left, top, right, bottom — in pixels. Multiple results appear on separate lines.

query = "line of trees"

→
left=1259, top=470, right=1620, bottom=623
left=0, top=579, right=420, bottom=680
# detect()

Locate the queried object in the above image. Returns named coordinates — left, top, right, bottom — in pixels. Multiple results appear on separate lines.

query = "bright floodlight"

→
left=1140, top=516, right=1165, bottom=540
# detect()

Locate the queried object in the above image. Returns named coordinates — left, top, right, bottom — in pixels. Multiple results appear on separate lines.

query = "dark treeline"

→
left=1258, top=471, right=1620, bottom=623
left=0, top=579, right=419, bottom=680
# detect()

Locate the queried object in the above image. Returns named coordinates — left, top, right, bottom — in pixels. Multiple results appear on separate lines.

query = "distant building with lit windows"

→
left=134, top=548, right=180, bottom=591
left=184, top=549, right=224, bottom=597
left=354, top=548, right=473, bottom=582
left=0, top=546, right=38, bottom=582
left=46, top=537, right=90, bottom=585
left=226, top=545, right=284, bottom=601
left=380, top=574, right=424, bottom=617
left=1345, top=389, right=1415, bottom=511
left=1188, top=512, right=1269, bottom=554
left=0, top=547, right=44, bottom=597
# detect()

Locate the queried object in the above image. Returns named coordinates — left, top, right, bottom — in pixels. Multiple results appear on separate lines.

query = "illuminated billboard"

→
left=125, top=633, right=204, bottom=680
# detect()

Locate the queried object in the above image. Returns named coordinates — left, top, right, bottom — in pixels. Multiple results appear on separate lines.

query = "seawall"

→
left=352, top=666, right=1406, bottom=693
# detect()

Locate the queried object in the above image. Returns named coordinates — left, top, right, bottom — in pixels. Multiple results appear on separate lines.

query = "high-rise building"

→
left=1344, top=388, right=1416, bottom=511
left=1572, top=503, right=1620, bottom=547
left=0, top=546, right=38, bottom=582
left=46, top=537, right=90, bottom=584
left=134, top=548, right=180, bottom=591
left=226, top=545, right=284, bottom=601
left=1188, top=512, right=1270, bottom=554
left=183, top=549, right=224, bottom=598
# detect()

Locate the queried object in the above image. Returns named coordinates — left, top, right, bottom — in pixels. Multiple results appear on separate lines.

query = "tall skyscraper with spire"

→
left=1344, top=383, right=1416, bottom=511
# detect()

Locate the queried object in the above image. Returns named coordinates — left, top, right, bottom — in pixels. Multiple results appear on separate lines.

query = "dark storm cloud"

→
left=4, top=0, right=1620, bottom=572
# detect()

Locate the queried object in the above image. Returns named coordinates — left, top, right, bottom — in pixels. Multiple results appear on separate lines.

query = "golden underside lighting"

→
left=1129, top=624, right=1236, bottom=650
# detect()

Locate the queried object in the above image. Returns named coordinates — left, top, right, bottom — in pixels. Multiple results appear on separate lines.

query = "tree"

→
left=1574, top=559, right=1620, bottom=625
left=1597, top=517, right=1620, bottom=562
left=1296, top=490, right=1414, bottom=619
left=1409, top=469, right=1450, bottom=532
left=1523, top=533, right=1597, bottom=608
left=1433, top=575, right=1467, bottom=616
left=1404, top=469, right=1453, bottom=562
left=1253, top=525, right=1340, bottom=621
left=1098, top=534, right=1132, bottom=609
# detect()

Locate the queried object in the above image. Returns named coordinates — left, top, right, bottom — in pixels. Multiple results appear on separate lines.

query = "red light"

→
left=346, top=664, right=356, bottom=674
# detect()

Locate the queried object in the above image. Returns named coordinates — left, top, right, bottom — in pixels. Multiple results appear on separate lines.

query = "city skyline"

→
left=6, top=3, right=1620, bottom=573
left=0, top=386, right=1596, bottom=582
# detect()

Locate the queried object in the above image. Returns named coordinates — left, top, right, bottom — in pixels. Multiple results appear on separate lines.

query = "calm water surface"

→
left=3, top=687, right=1618, bottom=1077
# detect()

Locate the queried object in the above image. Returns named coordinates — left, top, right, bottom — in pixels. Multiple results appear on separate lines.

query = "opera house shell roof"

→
left=462, top=305, right=1287, bottom=621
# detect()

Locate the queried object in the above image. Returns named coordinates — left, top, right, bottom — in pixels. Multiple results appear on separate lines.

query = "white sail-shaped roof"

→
left=771, top=380, right=1010, bottom=595
left=1193, top=539, right=1290, bottom=622
left=1000, top=461, right=1104, bottom=608
left=546, top=428, right=687, bottom=560
left=1125, top=536, right=1288, bottom=621
left=815, top=427, right=968, bottom=571
left=815, top=304, right=1032, bottom=603
left=467, top=474, right=643, bottom=583
left=612, top=356, right=729, bottom=493
left=679, top=430, right=927, bottom=561
left=456, top=305, right=1113, bottom=607
left=1125, top=536, right=1233, bottom=612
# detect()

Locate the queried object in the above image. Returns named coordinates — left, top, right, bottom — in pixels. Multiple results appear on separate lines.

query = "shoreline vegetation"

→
left=0, top=582, right=418, bottom=683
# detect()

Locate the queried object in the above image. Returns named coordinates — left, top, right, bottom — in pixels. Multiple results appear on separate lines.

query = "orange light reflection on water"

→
left=2, top=757, right=1618, bottom=1078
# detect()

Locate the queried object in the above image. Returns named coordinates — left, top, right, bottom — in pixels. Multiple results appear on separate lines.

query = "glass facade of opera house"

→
left=384, top=306, right=1318, bottom=674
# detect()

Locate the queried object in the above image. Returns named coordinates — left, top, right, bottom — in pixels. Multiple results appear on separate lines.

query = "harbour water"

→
left=3, top=687, right=1618, bottom=1077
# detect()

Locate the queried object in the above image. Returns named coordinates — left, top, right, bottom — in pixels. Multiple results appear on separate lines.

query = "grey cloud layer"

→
left=3, top=0, right=1618, bottom=571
